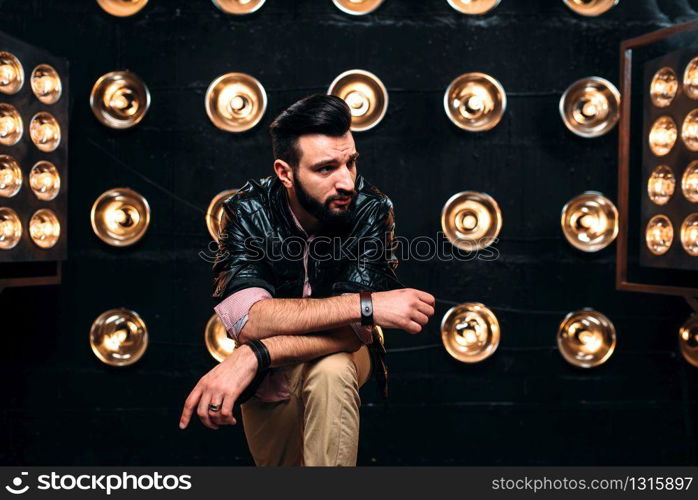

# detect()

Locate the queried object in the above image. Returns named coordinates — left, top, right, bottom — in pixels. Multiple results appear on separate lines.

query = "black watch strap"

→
left=359, top=291, right=374, bottom=326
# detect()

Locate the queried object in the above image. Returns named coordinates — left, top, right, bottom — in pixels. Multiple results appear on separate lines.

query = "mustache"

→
left=326, top=190, right=356, bottom=203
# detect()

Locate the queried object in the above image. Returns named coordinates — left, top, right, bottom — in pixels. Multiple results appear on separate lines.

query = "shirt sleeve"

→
left=214, top=287, right=272, bottom=342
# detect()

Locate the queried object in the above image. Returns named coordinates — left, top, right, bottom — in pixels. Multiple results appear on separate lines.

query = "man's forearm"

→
left=242, top=294, right=362, bottom=342
left=259, top=326, right=363, bottom=368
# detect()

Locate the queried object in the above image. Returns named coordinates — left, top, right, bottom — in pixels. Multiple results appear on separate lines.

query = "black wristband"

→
left=237, top=339, right=271, bottom=405
left=360, top=291, right=374, bottom=326
left=247, top=339, right=271, bottom=372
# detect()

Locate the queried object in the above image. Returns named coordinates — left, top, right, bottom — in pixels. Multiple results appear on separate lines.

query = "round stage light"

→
left=441, top=191, right=502, bottom=251
left=561, top=191, right=618, bottom=252
left=557, top=309, right=616, bottom=368
left=205, top=72, right=267, bottom=133
left=90, top=308, right=148, bottom=366
left=328, top=69, right=388, bottom=132
left=441, top=302, right=500, bottom=363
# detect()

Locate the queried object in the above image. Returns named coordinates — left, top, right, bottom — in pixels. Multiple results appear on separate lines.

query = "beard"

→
left=294, top=174, right=356, bottom=229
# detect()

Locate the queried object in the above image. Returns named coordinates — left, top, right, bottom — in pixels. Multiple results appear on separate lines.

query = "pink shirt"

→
left=213, top=195, right=372, bottom=402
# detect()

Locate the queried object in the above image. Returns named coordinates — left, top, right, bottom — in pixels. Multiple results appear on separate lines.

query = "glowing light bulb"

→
left=103, top=328, right=128, bottom=352
left=346, top=91, right=368, bottom=116
left=578, top=213, right=597, bottom=229
left=0, top=64, right=16, bottom=85
left=582, top=101, right=597, bottom=117
left=39, top=123, right=55, bottom=143
left=0, top=116, right=16, bottom=136
left=456, top=326, right=478, bottom=347
left=467, top=95, right=484, bottom=112
left=0, top=220, right=14, bottom=238
left=36, top=75, right=54, bottom=96
left=462, top=214, right=477, bottom=230
left=0, top=170, right=12, bottom=186
left=111, top=93, right=129, bottom=110
left=578, top=329, right=603, bottom=354
left=230, top=95, right=246, bottom=111
left=106, top=207, right=129, bottom=227
left=39, top=172, right=53, bottom=189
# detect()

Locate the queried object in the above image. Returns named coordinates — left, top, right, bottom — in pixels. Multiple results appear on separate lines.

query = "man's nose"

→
left=334, top=165, right=355, bottom=193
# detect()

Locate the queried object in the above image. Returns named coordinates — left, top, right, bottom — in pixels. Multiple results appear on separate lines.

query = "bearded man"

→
left=179, top=94, right=435, bottom=466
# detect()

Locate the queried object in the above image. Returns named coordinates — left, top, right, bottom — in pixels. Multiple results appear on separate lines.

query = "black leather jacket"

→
left=211, top=174, right=404, bottom=397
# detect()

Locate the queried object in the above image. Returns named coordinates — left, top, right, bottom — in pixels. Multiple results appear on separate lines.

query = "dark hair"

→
left=269, top=94, right=351, bottom=168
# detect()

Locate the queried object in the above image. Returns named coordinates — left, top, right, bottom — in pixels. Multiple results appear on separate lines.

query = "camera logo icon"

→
left=5, top=472, right=29, bottom=495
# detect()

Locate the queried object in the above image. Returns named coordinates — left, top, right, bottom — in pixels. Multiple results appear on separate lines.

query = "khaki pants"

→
left=240, top=345, right=372, bottom=466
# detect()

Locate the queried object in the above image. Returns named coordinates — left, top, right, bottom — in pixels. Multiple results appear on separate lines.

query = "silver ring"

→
left=208, top=403, right=220, bottom=412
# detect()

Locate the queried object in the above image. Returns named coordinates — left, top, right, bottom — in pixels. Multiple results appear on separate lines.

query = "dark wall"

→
left=1, top=0, right=697, bottom=466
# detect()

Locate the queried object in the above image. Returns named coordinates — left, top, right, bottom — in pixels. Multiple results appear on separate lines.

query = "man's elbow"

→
left=347, top=339, right=363, bottom=353
left=236, top=324, right=256, bottom=345
left=236, top=299, right=269, bottom=344
left=341, top=333, right=363, bottom=353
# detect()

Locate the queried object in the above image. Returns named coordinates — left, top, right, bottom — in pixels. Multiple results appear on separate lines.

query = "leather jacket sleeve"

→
left=211, top=198, right=277, bottom=301
left=331, top=197, right=404, bottom=295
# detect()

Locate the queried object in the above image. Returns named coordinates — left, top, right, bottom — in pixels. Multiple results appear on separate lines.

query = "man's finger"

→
left=415, top=300, right=434, bottom=317
left=197, top=392, right=219, bottom=430
left=417, top=291, right=436, bottom=306
left=219, top=393, right=237, bottom=426
left=411, top=311, right=429, bottom=326
left=208, top=394, right=225, bottom=426
left=179, top=385, right=203, bottom=429
left=406, top=320, right=422, bottom=334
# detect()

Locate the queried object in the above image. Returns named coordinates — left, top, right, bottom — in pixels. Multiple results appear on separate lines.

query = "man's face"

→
left=292, top=131, right=358, bottom=225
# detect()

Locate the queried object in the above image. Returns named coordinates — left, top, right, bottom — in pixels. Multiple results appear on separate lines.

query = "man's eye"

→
left=319, top=166, right=331, bottom=173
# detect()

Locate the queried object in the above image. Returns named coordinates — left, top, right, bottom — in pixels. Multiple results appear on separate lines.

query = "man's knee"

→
left=304, top=352, right=359, bottom=393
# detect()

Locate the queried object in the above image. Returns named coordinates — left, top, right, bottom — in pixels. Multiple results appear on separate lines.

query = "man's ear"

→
left=273, top=159, right=294, bottom=188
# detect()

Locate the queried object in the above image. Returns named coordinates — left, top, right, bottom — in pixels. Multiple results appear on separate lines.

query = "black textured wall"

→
left=1, top=0, right=697, bottom=466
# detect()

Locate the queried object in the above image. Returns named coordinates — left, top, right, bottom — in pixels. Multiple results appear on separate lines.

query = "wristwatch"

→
left=359, top=291, right=374, bottom=326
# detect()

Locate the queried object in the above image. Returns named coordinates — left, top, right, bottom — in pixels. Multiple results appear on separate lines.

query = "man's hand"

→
left=372, top=288, right=436, bottom=334
left=179, top=344, right=258, bottom=430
